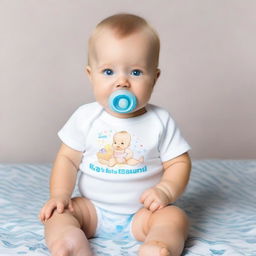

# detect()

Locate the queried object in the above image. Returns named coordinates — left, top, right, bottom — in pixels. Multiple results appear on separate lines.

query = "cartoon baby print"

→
left=109, top=131, right=144, bottom=166
left=97, top=131, right=144, bottom=167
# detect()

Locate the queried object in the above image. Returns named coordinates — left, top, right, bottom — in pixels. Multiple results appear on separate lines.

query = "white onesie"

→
left=58, top=102, right=190, bottom=214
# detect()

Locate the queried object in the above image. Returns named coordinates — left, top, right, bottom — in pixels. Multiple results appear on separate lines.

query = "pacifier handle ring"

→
left=108, top=90, right=137, bottom=114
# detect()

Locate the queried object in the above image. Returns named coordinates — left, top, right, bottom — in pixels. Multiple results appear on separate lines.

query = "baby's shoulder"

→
left=147, top=104, right=171, bottom=121
left=72, top=102, right=102, bottom=119
left=76, top=102, right=102, bottom=114
left=69, top=102, right=103, bottom=125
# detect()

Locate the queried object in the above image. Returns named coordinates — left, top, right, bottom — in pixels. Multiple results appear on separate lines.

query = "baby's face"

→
left=86, top=28, right=160, bottom=118
left=113, top=133, right=130, bottom=150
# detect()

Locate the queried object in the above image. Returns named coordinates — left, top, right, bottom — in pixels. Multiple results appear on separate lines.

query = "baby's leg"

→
left=132, top=206, right=189, bottom=256
left=44, top=197, right=97, bottom=256
left=108, top=157, right=117, bottom=166
left=127, top=156, right=144, bottom=165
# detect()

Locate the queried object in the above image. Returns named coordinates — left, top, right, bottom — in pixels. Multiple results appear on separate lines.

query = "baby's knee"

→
left=152, top=206, right=189, bottom=228
left=49, top=227, right=87, bottom=256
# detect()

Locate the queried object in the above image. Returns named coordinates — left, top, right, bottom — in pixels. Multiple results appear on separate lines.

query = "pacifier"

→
left=108, top=90, right=137, bottom=113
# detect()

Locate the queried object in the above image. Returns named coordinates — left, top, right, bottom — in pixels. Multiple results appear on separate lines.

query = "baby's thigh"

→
left=71, top=197, right=98, bottom=238
left=149, top=205, right=189, bottom=230
left=131, top=206, right=189, bottom=241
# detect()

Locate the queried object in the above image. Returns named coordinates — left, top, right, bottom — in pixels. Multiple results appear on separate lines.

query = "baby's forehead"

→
left=87, top=14, right=160, bottom=66
left=114, top=132, right=130, bottom=139
left=89, top=28, right=157, bottom=65
left=92, top=27, right=151, bottom=47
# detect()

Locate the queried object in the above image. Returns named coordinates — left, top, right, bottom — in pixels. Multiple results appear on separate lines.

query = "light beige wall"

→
left=0, top=0, right=255, bottom=163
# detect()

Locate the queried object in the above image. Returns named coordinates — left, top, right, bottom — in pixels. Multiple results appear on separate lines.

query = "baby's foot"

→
left=139, top=241, right=171, bottom=256
left=108, top=158, right=116, bottom=167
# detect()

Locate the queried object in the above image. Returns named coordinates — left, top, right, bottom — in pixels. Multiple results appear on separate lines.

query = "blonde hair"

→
left=88, top=13, right=160, bottom=66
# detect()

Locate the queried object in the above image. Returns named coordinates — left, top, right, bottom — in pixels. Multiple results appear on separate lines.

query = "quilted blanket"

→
left=0, top=160, right=255, bottom=255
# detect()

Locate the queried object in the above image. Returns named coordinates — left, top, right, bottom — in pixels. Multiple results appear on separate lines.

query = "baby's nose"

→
left=115, top=75, right=130, bottom=88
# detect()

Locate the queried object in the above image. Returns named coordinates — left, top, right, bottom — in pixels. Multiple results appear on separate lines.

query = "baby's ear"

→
left=153, top=68, right=161, bottom=86
left=85, top=66, right=92, bottom=82
left=156, top=68, right=161, bottom=79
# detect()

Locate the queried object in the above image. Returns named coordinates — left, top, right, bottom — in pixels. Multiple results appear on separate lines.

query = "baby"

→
left=39, top=13, right=191, bottom=256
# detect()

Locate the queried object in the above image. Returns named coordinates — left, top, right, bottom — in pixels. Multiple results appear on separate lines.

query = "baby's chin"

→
left=113, top=146, right=125, bottom=151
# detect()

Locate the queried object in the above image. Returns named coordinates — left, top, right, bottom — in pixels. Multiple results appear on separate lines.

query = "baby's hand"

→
left=140, top=186, right=171, bottom=212
left=39, top=195, right=74, bottom=222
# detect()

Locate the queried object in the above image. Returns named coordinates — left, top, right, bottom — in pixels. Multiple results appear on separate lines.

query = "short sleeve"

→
left=159, top=115, right=191, bottom=162
left=58, top=107, right=86, bottom=152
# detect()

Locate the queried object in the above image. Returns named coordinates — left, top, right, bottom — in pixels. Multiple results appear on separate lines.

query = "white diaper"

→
left=94, top=205, right=136, bottom=240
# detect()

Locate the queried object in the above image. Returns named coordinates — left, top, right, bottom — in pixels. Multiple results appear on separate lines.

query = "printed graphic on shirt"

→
left=89, top=163, right=147, bottom=175
left=96, top=130, right=145, bottom=167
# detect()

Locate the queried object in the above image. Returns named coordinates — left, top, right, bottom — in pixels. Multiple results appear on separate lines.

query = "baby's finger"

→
left=44, top=203, right=57, bottom=220
left=38, top=207, right=45, bottom=222
left=140, top=189, right=152, bottom=203
left=143, top=195, right=155, bottom=210
left=56, top=202, right=65, bottom=213
left=68, top=201, right=74, bottom=212
left=149, top=201, right=160, bottom=212
left=39, top=204, right=50, bottom=222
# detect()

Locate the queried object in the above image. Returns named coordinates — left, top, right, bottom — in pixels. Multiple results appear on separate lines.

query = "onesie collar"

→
left=100, top=104, right=152, bottom=125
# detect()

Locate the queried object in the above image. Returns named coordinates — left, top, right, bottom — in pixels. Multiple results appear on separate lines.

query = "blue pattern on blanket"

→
left=0, top=160, right=256, bottom=255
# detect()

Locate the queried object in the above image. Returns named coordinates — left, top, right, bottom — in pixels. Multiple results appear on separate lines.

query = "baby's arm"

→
left=140, top=152, right=191, bottom=212
left=39, top=143, right=83, bottom=221
left=124, top=148, right=133, bottom=160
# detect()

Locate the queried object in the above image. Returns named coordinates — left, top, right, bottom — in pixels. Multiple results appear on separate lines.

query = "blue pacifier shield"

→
left=108, top=90, right=137, bottom=113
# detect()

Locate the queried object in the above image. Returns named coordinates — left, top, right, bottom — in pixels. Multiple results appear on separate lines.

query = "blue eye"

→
left=131, top=69, right=142, bottom=76
left=103, top=69, right=114, bottom=76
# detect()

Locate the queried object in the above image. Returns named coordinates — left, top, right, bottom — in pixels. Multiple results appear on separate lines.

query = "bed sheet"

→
left=0, top=160, right=256, bottom=256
